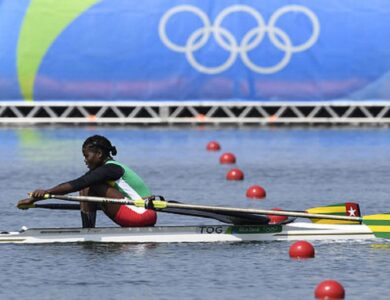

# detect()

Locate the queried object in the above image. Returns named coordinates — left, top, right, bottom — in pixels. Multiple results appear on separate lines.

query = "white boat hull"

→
left=0, top=222, right=376, bottom=244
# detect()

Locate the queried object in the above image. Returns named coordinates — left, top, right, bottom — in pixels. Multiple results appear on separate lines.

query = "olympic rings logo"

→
left=159, top=5, right=320, bottom=74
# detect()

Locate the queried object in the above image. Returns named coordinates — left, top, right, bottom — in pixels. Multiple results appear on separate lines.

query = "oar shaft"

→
left=48, top=194, right=362, bottom=222
left=160, top=202, right=361, bottom=221
left=49, top=194, right=133, bottom=205
left=35, top=203, right=83, bottom=210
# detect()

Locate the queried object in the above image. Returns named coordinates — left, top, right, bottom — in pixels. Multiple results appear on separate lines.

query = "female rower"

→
left=17, top=135, right=157, bottom=228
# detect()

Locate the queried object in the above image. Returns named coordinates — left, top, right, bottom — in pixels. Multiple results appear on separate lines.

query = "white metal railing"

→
left=1, top=101, right=390, bottom=125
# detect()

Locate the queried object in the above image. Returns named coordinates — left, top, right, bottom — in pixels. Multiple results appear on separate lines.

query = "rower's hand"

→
left=17, top=198, right=35, bottom=210
left=143, top=195, right=166, bottom=210
left=144, top=196, right=155, bottom=210
left=29, top=189, right=49, bottom=199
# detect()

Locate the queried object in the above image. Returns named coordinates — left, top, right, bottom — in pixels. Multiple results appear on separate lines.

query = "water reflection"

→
left=79, top=242, right=159, bottom=254
left=16, top=128, right=82, bottom=163
left=370, top=243, right=390, bottom=251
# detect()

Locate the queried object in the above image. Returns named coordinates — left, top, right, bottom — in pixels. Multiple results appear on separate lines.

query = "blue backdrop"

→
left=0, top=0, right=390, bottom=101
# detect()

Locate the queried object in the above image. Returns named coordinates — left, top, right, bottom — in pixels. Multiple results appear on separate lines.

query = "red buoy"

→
left=206, top=141, right=221, bottom=151
left=226, top=168, right=244, bottom=180
left=268, top=208, right=288, bottom=224
left=289, top=240, right=315, bottom=259
left=219, top=152, right=236, bottom=164
left=246, top=185, right=266, bottom=199
left=315, top=280, right=345, bottom=299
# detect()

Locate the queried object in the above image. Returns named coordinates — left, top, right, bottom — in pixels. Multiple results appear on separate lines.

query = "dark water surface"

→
left=1, top=127, right=390, bottom=299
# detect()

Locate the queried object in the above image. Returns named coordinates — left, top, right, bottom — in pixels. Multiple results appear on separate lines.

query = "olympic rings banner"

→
left=1, top=0, right=390, bottom=101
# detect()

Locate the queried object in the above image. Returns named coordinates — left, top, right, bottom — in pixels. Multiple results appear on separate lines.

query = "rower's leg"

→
left=87, top=184, right=122, bottom=221
left=86, top=184, right=157, bottom=227
left=79, top=188, right=97, bottom=228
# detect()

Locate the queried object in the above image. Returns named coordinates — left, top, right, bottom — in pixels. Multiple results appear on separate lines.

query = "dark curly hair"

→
left=82, top=135, right=117, bottom=158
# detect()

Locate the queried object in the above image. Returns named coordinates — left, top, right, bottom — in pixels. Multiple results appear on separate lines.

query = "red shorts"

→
left=114, top=205, right=157, bottom=227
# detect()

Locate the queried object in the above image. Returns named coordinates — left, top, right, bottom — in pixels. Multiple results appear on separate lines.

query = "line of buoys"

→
left=206, top=141, right=266, bottom=198
left=288, top=243, right=346, bottom=298
left=315, top=280, right=345, bottom=299
left=206, top=142, right=342, bottom=299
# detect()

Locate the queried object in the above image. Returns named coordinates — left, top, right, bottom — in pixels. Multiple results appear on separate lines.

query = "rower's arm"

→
left=67, top=164, right=123, bottom=191
left=46, top=182, right=75, bottom=195
left=26, top=165, right=123, bottom=201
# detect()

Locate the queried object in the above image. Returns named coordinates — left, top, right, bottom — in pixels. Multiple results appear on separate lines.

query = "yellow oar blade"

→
left=17, top=203, right=36, bottom=210
left=306, top=203, right=361, bottom=224
left=362, top=214, right=390, bottom=239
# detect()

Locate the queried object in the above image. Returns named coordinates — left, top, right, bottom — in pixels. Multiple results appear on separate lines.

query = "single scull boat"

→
left=0, top=222, right=377, bottom=244
left=3, top=194, right=388, bottom=244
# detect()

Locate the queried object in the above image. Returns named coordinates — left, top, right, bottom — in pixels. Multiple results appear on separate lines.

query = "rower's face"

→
left=82, top=148, right=104, bottom=170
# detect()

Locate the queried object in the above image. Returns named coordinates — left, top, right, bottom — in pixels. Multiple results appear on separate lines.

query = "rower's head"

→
left=82, top=135, right=117, bottom=169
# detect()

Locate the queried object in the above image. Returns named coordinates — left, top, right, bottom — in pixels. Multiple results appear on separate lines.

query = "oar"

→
left=25, top=194, right=390, bottom=239
left=44, top=194, right=361, bottom=221
left=28, top=202, right=357, bottom=224
left=22, top=198, right=348, bottom=225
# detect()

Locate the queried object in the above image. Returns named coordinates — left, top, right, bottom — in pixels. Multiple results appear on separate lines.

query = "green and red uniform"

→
left=68, top=160, right=157, bottom=227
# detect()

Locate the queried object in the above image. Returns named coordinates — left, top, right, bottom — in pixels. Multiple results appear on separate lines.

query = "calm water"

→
left=0, top=127, right=390, bottom=299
